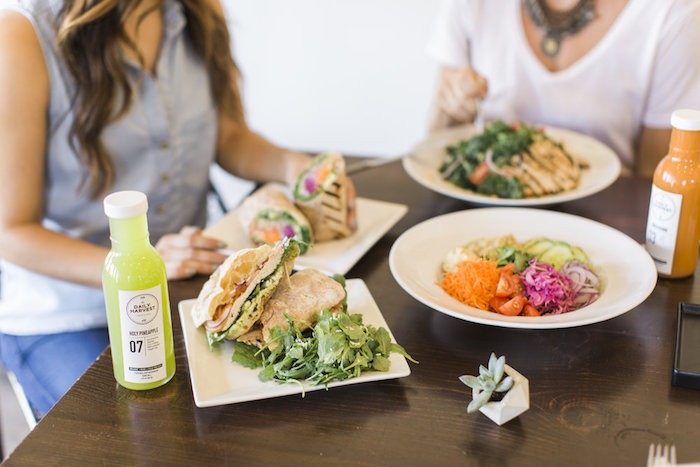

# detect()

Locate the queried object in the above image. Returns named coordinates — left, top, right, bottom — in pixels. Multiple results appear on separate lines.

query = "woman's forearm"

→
left=215, top=116, right=311, bottom=186
left=0, top=223, right=108, bottom=288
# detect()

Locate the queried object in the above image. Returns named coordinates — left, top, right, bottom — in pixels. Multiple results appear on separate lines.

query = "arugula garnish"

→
left=231, top=309, right=416, bottom=391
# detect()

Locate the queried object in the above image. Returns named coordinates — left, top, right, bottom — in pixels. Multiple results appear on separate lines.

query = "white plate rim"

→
left=179, top=278, right=411, bottom=407
left=204, top=197, right=408, bottom=275
left=388, top=207, right=657, bottom=329
left=402, top=124, right=622, bottom=206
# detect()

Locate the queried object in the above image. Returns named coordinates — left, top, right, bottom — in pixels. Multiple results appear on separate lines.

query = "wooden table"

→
left=5, top=161, right=700, bottom=466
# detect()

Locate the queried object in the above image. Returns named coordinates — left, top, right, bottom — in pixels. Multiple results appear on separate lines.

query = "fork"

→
left=466, top=40, right=485, bottom=131
left=647, top=443, right=677, bottom=466
left=472, top=97, right=485, bottom=131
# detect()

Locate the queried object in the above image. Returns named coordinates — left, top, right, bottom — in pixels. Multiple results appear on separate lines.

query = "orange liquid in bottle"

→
left=645, top=109, right=700, bottom=278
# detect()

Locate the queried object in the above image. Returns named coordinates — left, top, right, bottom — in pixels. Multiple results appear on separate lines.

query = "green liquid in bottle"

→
left=102, top=191, right=175, bottom=390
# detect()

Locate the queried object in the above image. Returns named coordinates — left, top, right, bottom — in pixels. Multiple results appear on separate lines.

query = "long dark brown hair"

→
left=55, top=0, right=244, bottom=199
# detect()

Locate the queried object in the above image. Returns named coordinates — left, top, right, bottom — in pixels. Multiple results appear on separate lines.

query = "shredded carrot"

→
left=262, top=229, right=282, bottom=243
left=439, top=259, right=500, bottom=310
left=316, top=165, right=331, bottom=184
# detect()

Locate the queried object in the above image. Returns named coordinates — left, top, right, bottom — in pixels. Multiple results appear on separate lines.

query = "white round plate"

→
left=389, top=208, right=657, bottom=329
left=403, top=125, right=622, bottom=206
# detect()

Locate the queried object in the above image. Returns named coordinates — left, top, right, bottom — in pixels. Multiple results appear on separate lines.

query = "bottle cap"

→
left=104, top=191, right=148, bottom=219
left=671, top=109, right=700, bottom=131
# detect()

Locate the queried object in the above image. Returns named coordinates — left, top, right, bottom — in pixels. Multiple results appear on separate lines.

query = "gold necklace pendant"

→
left=541, top=34, right=561, bottom=57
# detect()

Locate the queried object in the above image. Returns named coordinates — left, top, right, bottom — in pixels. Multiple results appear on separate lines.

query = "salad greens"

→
left=232, top=309, right=416, bottom=389
left=493, top=245, right=533, bottom=272
left=440, top=120, right=542, bottom=199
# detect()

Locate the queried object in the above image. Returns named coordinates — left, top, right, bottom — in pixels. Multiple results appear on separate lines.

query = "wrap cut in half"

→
left=191, top=238, right=301, bottom=348
left=238, top=183, right=313, bottom=255
left=293, top=152, right=357, bottom=242
left=237, top=269, right=347, bottom=348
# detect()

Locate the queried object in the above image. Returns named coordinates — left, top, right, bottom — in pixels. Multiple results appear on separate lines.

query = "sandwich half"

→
left=238, top=183, right=313, bottom=254
left=237, top=268, right=347, bottom=348
left=191, top=238, right=301, bottom=347
left=293, top=152, right=357, bottom=241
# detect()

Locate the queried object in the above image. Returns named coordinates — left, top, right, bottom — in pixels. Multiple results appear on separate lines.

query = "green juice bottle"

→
left=102, top=191, right=175, bottom=390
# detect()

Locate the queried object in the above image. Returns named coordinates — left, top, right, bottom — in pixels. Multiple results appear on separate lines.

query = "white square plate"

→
left=178, top=279, right=412, bottom=407
left=204, top=197, right=407, bottom=275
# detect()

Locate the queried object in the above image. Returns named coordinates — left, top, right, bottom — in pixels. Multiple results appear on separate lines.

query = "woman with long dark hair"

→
left=0, top=0, right=312, bottom=417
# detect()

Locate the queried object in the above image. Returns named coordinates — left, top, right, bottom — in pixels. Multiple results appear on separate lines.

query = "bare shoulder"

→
left=0, top=8, right=38, bottom=43
left=0, top=8, right=49, bottom=136
left=0, top=9, right=46, bottom=71
left=0, top=9, right=48, bottom=93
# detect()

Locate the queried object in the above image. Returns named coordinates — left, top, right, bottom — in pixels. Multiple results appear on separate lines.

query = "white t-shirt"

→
left=426, top=0, right=700, bottom=169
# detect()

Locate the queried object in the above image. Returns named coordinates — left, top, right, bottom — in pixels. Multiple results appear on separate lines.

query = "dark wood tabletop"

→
left=5, top=160, right=700, bottom=466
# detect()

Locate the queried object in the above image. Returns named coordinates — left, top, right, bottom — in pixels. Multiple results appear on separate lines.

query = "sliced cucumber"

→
left=523, top=238, right=555, bottom=256
left=539, top=244, right=576, bottom=269
left=569, top=246, right=590, bottom=263
left=523, top=237, right=589, bottom=269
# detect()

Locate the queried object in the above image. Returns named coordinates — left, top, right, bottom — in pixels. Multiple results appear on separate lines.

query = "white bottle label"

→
left=645, top=185, right=683, bottom=275
left=118, top=285, right=167, bottom=383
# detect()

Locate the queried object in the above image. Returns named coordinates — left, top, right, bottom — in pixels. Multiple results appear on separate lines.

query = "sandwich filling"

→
left=249, top=209, right=312, bottom=254
left=293, top=152, right=342, bottom=202
left=191, top=239, right=301, bottom=349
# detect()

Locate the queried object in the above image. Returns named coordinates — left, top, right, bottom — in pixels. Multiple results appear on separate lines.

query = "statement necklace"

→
left=523, top=0, right=596, bottom=57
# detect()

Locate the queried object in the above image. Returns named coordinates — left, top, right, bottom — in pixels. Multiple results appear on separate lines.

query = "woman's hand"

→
left=155, top=226, right=228, bottom=280
left=430, top=66, right=488, bottom=131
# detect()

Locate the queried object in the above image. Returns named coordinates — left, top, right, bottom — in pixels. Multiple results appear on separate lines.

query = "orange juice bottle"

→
left=645, top=109, right=700, bottom=278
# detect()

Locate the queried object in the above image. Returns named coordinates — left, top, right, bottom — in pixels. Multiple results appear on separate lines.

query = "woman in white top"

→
left=426, top=0, right=700, bottom=176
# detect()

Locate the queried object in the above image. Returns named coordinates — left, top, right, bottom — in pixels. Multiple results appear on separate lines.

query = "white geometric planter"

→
left=474, top=365, right=529, bottom=426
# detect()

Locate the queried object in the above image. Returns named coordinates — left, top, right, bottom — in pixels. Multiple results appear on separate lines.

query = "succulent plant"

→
left=459, top=353, right=514, bottom=413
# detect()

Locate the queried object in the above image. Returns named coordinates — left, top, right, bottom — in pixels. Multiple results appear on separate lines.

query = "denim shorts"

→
left=0, top=328, right=109, bottom=418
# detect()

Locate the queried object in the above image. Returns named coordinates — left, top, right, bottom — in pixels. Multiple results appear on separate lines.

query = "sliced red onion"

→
left=560, top=260, right=601, bottom=308
left=485, top=150, right=507, bottom=177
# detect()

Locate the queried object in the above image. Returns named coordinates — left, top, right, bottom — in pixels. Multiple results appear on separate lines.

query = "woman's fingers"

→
left=164, top=246, right=228, bottom=263
left=157, top=226, right=224, bottom=250
left=440, top=82, right=476, bottom=121
left=163, top=258, right=220, bottom=280
left=156, top=226, right=228, bottom=280
left=438, top=67, right=488, bottom=123
left=163, top=260, right=197, bottom=281
left=471, top=70, right=489, bottom=99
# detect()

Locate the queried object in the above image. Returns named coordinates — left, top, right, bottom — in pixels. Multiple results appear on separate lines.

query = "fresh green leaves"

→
left=493, top=245, right=533, bottom=272
left=231, top=341, right=263, bottom=368
left=439, top=120, right=542, bottom=199
left=475, top=172, right=523, bottom=199
left=231, top=309, right=416, bottom=389
left=331, top=274, right=348, bottom=312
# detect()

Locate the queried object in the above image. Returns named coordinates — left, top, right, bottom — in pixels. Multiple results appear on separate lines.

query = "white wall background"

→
left=223, top=0, right=441, bottom=158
